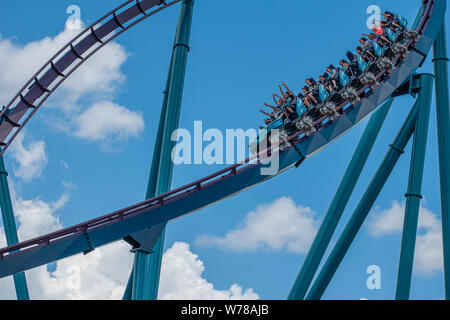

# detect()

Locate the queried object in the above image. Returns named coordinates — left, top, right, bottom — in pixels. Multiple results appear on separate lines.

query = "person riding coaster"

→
left=382, top=11, right=419, bottom=42
left=250, top=115, right=290, bottom=155
left=356, top=46, right=380, bottom=89
left=254, top=9, right=419, bottom=148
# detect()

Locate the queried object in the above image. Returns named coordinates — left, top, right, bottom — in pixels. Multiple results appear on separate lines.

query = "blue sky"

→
left=0, top=0, right=449, bottom=300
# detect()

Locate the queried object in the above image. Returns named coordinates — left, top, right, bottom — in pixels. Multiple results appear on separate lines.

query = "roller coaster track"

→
left=0, top=0, right=446, bottom=278
left=0, top=0, right=181, bottom=155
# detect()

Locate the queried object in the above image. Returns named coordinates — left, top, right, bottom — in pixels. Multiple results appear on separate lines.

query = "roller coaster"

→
left=0, top=0, right=449, bottom=300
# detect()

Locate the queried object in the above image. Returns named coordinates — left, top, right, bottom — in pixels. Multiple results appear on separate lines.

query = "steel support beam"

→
left=395, top=74, right=434, bottom=300
left=125, top=49, right=174, bottom=302
left=0, top=157, right=30, bottom=300
left=147, top=0, right=195, bottom=300
left=122, top=270, right=133, bottom=300
left=288, top=98, right=393, bottom=300
left=128, top=0, right=195, bottom=300
left=433, top=21, right=450, bottom=299
left=306, top=88, right=423, bottom=300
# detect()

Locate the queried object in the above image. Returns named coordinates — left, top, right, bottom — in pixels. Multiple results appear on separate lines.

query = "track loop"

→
left=0, top=0, right=181, bottom=156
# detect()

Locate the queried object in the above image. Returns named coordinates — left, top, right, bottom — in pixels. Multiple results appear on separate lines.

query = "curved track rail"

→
left=0, top=0, right=446, bottom=278
left=0, top=0, right=181, bottom=155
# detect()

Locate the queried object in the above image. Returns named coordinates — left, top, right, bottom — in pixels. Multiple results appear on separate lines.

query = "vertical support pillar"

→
left=147, top=0, right=195, bottom=300
left=128, top=0, right=195, bottom=300
left=132, top=248, right=150, bottom=298
left=123, top=45, right=175, bottom=301
left=396, top=74, right=434, bottom=300
left=432, top=22, right=450, bottom=299
left=306, top=91, right=423, bottom=300
left=0, top=157, right=30, bottom=300
left=122, top=270, right=133, bottom=300
left=288, top=98, right=393, bottom=300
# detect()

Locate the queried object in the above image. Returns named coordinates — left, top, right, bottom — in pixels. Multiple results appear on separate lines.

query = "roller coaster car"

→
left=397, top=15, right=420, bottom=41
left=372, top=43, right=399, bottom=74
left=250, top=117, right=290, bottom=155
left=358, top=57, right=380, bottom=89
left=254, top=17, right=419, bottom=149
left=386, top=28, right=410, bottom=59
left=338, top=70, right=362, bottom=105
left=293, top=99, right=318, bottom=136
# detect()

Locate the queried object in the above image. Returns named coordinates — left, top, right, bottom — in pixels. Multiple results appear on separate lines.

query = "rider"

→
left=305, top=78, right=320, bottom=106
left=358, top=38, right=377, bottom=61
left=326, top=64, right=341, bottom=91
left=382, top=11, right=405, bottom=31
left=260, top=109, right=277, bottom=120
left=299, top=86, right=314, bottom=108
left=363, top=32, right=390, bottom=48
left=319, top=73, right=332, bottom=93
left=264, top=102, right=281, bottom=113
left=339, top=59, right=359, bottom=78
left=345, top=52, right=362, bottom=76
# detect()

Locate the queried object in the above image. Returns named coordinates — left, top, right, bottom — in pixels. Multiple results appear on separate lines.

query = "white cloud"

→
left=13, top=194, right=67, bottom=241
left=0, top=191, right=128, bottom=300
left=0, top=24, right=140, bottom=148
left=60, top=160, right=69, bottom=169
left=367, top=200, right=443, bottom=275
left=73, top=100, right=144, bottom=147
left=0, top=28, right=81, bottom=103
left=0, top=240, right=133, bottom=300
left=0, top=191, right=257, bottom=299
left=56, top=41, right=127, bottom=113
left=0, top=24, right=126, bottom=110
left=159, top=242, right=259, bottom=300
left=196, top=197, right=320, bottom=254
left=0, top=239, right=258, bottom=300
left=9, top=131, right=47, bottom=182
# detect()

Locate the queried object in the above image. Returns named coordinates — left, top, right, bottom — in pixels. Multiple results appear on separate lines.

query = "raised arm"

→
left=259, top=109, right=273, bottom=118
left=282, top=81, right=294, bottom=96
left=264, top=103, right=277, bottom=111
left=273, top=94, right=283, bottom=105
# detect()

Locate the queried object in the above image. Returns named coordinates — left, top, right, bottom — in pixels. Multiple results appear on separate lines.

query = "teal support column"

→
left=306, top=92, right=422, bottom=300
left=132, top=248, right=150, bottom=298
left=395, top=74, right=434, bottom=300
left=288, top=98, right=393, bottom=300
left=0, top=157, right=30, bottom=300
left=140, top=0, right=194, bottom=300
left=147, top=0, right=195, bottom=300
left=122, top=271, right=133, bottom=300
left=125, top=0, right=194, bottom=300
left=127, top=53, right=174, bottom=301
left=433, top=22, right=450, bottom=299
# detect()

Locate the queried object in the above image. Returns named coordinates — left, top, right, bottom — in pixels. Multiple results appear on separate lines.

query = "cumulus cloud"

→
left=73, top=100, right=144, bottom=147
left=55, top=41, right=127, bottom=113
left=9, top=131, right=47, bottom=182
left=13, top=193, right=67, bottom=241
left=159, top=242, right=259, bottom=300
left=0, top=240, right=133, bottom=300
left=196, top=197, right=320, bottom=254
left=0, top=191, right=131, bottom=300
left=0, top=28, right=80, bottom=103
left=0, top=24, right=126, bottom=109
left=0, top=239, right=258, bottom=300
left=0, top=192, right=257, bottom=299
left=367, top=200, right=443, bottom=275
left=0, top=23, right=141, bottom=148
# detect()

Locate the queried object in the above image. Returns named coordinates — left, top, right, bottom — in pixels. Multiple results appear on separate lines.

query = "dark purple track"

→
left=0, top=0, right=181, bottom=155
